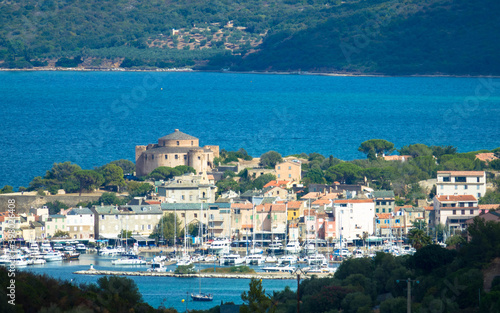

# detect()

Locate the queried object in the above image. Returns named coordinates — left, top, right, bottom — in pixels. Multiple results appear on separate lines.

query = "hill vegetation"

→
left=1, top=0, right=499, bottom=74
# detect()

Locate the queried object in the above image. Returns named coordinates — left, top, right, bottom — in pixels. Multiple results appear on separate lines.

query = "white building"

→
left=436, top=171, right=486, bottom=198
left=64, top=207, right=95, bottom=240
left=433, top=195, right=479, bottom=232
left=332, top=199, right=375, bottom=243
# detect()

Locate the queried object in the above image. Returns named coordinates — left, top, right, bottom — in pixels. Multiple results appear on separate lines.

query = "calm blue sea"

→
left=1, top=71, right=499, bottom=189
left=20, top=253, right=297, bottom=312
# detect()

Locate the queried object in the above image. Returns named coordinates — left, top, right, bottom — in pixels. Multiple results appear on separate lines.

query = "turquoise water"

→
left=20, top=253, right=297, bottom=311
left=1, top=71, right=499, bottom=189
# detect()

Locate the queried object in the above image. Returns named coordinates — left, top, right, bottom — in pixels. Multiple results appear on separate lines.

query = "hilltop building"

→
left=135, top=129, right=219, bottom=176
left=436, top=171, right=486, bottom=198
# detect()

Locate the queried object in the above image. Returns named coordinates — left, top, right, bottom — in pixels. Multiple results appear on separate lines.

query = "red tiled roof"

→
left=478, top=204, right=500, bottom=210
left=304, top=209, right=316, bottom=216
left=207, top=174, right=214, bottom=180
left=263, top=180, right=289, bottom=188
left=312, top=199, right=331, bottom=205
left=436, top=195, right=477, bottom=202
left=437, top=171, right=485, bottom=176
left=256, top=203, right=286, bottom=213
left=384, top=155, right=412, bottom=161
left=475, top=153, right=498, bottom=163
left=286, top=201, right=303, bottom=209
left=424, top=206, right=434, bottom=211
left=320, top=193, right=340, bottom=200
left=301, top=192, right=321, bottom=199
left=334, top=199, right=374, bottom=204
left=145, top=200, right=161, bottom=205
left=376, top=213, right=393, bottom=219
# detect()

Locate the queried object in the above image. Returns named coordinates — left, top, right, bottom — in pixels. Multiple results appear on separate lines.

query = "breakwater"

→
left=74, top=268, right=330, bottom=280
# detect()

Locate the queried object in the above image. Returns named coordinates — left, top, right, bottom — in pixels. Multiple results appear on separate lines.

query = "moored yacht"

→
left=245, top=254, right=264, bottom=265
left=111, top=255, right=146, bottom=265
left=219, top=253, right=245, bottom=266
left=285, top=241, right=301, bottom=254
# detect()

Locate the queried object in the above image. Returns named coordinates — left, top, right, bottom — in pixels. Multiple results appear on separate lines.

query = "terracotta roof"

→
left=304, top=209, right=316, bottom=216
left=301, top=192, right=322, bottom=199
left=436, top=195, right=477, bottom=202
left=312, top=199, right=331, bottom=205
left=437, top=171, right=485, bottom=176
left=207, top=175, right=214, bottom=180
left=424, top=206, right=434, bottom=211
left=231, top=203, right=253, bottom=209
left=478, top=204, right=500, bottom=210
left=286, top=201, right=303, bottom=209
left=256, top=203, right=286, bottom=213
left=395, top=205, right=413, bottom=212
left=242, top=224, right=252, bottom=229
left=383, top=155, right=412, bottom=161
left=475, top=153, right=498, bottom=163
left=334, top=199, right=374, bottom=204
left=145, top=200, right=161, bottom=205
left=263, top=180, right=289, bottom=188
left=320, top=193, right=340, bottom=200
left=376, top=213, right=393, bottom=219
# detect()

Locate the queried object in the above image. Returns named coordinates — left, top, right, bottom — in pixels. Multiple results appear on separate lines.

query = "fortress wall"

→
left=0, top=194, right=102, bottom=213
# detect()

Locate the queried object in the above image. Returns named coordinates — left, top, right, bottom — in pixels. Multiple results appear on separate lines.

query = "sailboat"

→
left=191, top=268, right=213, bottom=301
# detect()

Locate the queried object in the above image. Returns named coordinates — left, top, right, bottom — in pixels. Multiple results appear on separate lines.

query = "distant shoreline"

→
left=0, top=67, right=498, bottom=78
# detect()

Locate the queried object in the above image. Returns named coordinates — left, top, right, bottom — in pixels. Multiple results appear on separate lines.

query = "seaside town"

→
left=1, top=130, right=499, bottom=265
left=1, top=129, right=500, bottom=312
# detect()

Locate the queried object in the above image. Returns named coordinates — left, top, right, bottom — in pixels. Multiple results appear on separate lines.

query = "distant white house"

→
left=332, top=199, right=375, bottom=242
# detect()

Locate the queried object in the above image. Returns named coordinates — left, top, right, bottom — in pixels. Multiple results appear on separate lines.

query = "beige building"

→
left=161, top=203, right=231, bottom=240
left=93, top=205, right=163, bottom=239
left=44, top=215, right=67, bottom=238
left=436, top=171, right=486, bottom=198
left=433, top=195, right=479, bottom=232
left=64, top=207, right=95, bottom=240
left=135, top=129, right=219, bottom=176
left=275, top=160, right=301, bottom=182
left=157, top=172, right=217, bottom=203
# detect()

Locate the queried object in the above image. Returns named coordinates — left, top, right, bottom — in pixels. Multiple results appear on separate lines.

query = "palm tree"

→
left=408, top=228, right=432, bottom=250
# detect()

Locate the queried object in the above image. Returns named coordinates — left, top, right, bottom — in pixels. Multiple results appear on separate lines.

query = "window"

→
left=443, top=177, right=450, bottom=182
left=278, top=174, right=280, bottom=178
left=189, top=195, right=192, bottom=201
left=382, top=201, right=386, bottom=205
left=184, top=155, right=187, bottom=160
left=101, top=215, right=105, bottom=220
left=191, top=141, right=193, bottom=146
left=464, top=185, right=468, bottom=190
left=181, top=213, right=185, bottom=218
left=382, top=209, right=386, bottom=213
left=115, top=215, right=119, bottom=220
left=194, top=213, right=197, bottom=218
left=389, top=209, right=392, bottom=213
left=289, top=174, right=291, bottom=178
left=478, top=193, right=481, bottom=198
left=288, top=166, right=291, bottom=170
left=293, top=212, right=296, bottom=216
left=477, top=177, right=480, bottom=183
left=175, top=155, right=178, bottom=159
left=470, top=210, right=474, bottom=214
left=278, top=166, right=280, bottom=170
left=198, top=156, right=201, bottom=160
left=453, top=210, right=456, bottom=215
left=455, top=176, right=466, bottom=183
left=148, top=225, right=151, bottom=230
left=176, top=141, right=179, bottom=146
left=165, top=155, right=168, bottom=159
left=455, top=185, right=458, bottom=190
left=376, top=209, right=379, bottom=213
left=440, top=185, right=444, bottom=190
left=461, top=210, right=465, bottom=215
left=152, top=154, right=154, bottom=160
left=181, top=195, right=185, bottom=200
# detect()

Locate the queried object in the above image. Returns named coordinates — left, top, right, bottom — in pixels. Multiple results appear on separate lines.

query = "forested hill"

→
left=1, top=0, right=499, bottom=75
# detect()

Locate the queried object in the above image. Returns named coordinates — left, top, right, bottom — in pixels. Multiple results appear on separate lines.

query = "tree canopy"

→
left=358, top=139, right=395, bottom=159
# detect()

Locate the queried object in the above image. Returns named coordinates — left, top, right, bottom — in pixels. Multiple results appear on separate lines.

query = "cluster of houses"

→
left=2, top=168, right=497, bottom=245
left=1, top=130, right=498, bottom=245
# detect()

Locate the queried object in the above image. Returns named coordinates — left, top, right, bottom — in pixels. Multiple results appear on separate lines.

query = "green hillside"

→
left=0, top=0, right=499, bottom=75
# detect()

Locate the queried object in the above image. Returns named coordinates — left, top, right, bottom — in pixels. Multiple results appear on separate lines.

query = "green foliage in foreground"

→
left=0, top=270, right=168, bottom=313
left=201, top=266, right=255, bottom=274
left=175, top=264, right=197, bottom=274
